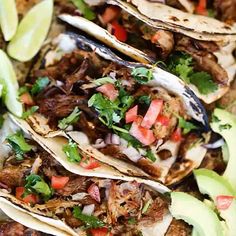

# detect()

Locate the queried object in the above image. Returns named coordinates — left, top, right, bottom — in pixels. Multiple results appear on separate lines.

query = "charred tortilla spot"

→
left=169, top=16, right=180, bottom=22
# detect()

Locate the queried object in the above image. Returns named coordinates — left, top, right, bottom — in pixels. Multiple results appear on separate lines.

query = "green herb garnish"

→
left=63, top=140, right=81, bottom=163
left=31, top=77, right=50, bottom=95
left=22, top=106, right=39, bottom=119
left=93, top=76, right=115, bottom=86
left=0, top=115, right=4, bottom=128
left=70, top=0, right=96, bottom=20
left=219, top=124, right=232, bottom=131
left=73, top=206, right=105, bottom=229
left=146, top=149, right=156, bottom=162
left=178, top=117, right=197, bottom=135
left=138, top=95, right=151, bottom=105
left=24, top=174, right=52, bottom=201
left=142, top=199, right=152, bottom=214
left=58, top=107, right=81, bottom=129
left=6, top=131, right=33, bottom=160
left=128, top=218, right=136, bottom=224
left=131, top=67, right=154, bottom=84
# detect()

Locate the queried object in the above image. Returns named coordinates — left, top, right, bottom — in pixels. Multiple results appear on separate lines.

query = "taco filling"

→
left=0, top=129, right=174, bottom=235
left=20, top=37, right=208, bottom=184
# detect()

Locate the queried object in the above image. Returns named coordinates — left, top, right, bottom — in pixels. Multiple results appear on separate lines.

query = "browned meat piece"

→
left=214, top=0, right=236, bottom=22
left=0, top=163, right=30, bottom=188
left=165, top=219, right=192, bottom=236
left=56, top=177, right=88, bottom=196
left=176, top=36, right=228, bottom=85
left=62, top=209, right=83, bottom=228
left=100, top=145, right=127, bottom=160
left=137, top=158, right=162, bottom=178
left=0, top=221, right=44, bottom=236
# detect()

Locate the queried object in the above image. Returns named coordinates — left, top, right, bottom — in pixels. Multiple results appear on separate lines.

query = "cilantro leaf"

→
left=168, top=53, right=193, bottom=83
left=138, top=95, right=151, bottom=105
left=146, top=149, right=156, bottom=162
left=93, top=76, right=115, bottom=86
left=25, top=174, right=52, bottom=201
left=22, top=106, right=39, bottom=119
left=63, top=140, right=81, bottom=163
left=131, top=67, right=154, bottom=84
left=178, top=117, right=197, bottom=134
left=118, top=132, right=142, bottom=149
left=31, top=77, right=50, bottom=95
left=190, top=72, right=218, bottom=95
left=7, top=131, right=33, bottom=160
left=18, top=86, right=29, bottom=96
left=128, top=218, right=136, bottom=224
left=70, top=0, right=95, bottom=20
left=58, top=107, right=81, bottom=129
left=142, top=199, right=152, bottom=214
left=219, top=123, right=232, bottom=131
left=73, top=206, right=105, bottom=229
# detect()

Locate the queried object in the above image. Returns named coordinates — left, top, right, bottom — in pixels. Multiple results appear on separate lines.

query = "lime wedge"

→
left=0, top=0, right=18, bottom=41
left=7, top=0, right=53, bottom=62
left=0, top=50, right=23, bottom=117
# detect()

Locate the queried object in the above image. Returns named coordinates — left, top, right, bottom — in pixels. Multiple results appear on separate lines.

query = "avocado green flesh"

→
left=195, top=169, right=236, bottom=236
left=210, top=108, right=236, bottom=191
left=170, top=192, right=224, bottom=236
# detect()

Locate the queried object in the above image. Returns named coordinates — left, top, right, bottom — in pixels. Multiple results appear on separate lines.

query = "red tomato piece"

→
left=216, top=195, right=234, bottom=210
left=170, top=127, right=182, bottom=142
left=196, top=0, right=207, bottom=15
left=20, top=92, right=34, bottom=106
left=151, top=31, right=161, bottom=44
left=88, top=184, right=101, bottom=203
left=141, top=99, right=163, bottom=129
left=51, top=176, right=69, bottom=190
left=111, top=21, right=127, bottom=42
left=125, top=105, right=138, bottom=123
left=90, top=228, right=113, bottom=236
left=96, top=83, right=118, bottom=101
left=129, top=121, right=156, bottom=146
left=15, top=187, right=38, bottom=204
left=101, top=6, right=121, bottom=24
left=80, top=156, right=101, bottom=170
left=156, top=115, right=170, bottom=126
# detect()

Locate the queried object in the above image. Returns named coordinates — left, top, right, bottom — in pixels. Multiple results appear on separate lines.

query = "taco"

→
left=58, top=1, right=236, bottom=104
left=17, top=32, right=209, bottom=185
left=0, top=115, right=175, bottom=236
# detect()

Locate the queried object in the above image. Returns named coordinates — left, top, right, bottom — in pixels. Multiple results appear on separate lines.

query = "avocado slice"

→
left=210, top=108, right=236, bottom=190
left=194, top=169, right=236, bottom=236
left=170, top=192, right=224, bottom=236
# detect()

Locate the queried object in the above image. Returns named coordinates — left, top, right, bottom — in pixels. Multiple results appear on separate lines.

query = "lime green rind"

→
left=0, top=0, right=18, bottom=41
left=170, top=192, right=224, bottom=236
left=194, top=168, right=236, bottom=236
left=0, top=50, right=23, bottom=117
left=7, top=0, right=53, bottom=62
left=210, top=108, right=236, bottom=191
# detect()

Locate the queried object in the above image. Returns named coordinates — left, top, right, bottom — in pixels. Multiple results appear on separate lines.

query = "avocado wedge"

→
left=195, top=169, right=236, bottom=236
left=170, top=192, right=224, bottom=236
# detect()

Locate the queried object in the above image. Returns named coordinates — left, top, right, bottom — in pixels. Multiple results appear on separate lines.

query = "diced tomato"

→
left=80, top=156, right=100, bottom=170
left=51, top=176, right=69, bottom=190
left=111, top=21, right=127, bottom=42
left=196, top=0, right=207, bottom=15
left=151, top=31, right=162, bottom=44
left=129, top=121, right=156, bottom=146
left=15, top=187, right=38, bottom=204
left=88, top=184, right=101, bottom=203
left=156, top=115, right=170, bottom=126
left=216, top=195, right=234, bottom=210
left=141, top=99, right=163, bottom=129
left=125, top=105, right=138, bottom=123
left=170, top=127, right=182, bottom=142
left=90, top=228, right=113, bottom=236
left=101, top=6, right=121, bottom=24
left=96, top=83, right=118, bottom=101
left=20, top=92, right=34, bottom=106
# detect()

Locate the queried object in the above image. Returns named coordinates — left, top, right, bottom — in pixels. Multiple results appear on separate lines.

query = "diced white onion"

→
left=122, top=146, right=142, bottom=163
left=82, top=204, right=95, bottom=216
left=203, top=139, right=225, bottom=149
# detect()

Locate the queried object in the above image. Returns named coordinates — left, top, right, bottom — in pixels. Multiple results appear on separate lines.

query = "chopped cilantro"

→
left=31, top=77, right=50, bottom=95
left=70, top=0, right=95, bottom=20
left=58, top=107, right=81, bottom=129
left=178, top=117, right=197, bottom=134
left=6, top=131, right=33, bottom=160
left=93, top=76, right=115, bottom=86
left=142, top=199, right=152, bottom=214
left=128, top=218, right=136, bottom=224
left=73, top=206, right=105, bottom=229
left=212, top=115, right=221, bottom=123
left=18, top=86, right=29, bottom=96
left=167, top=53, right=218, bottom=94
left=131, top=67, right=154, bottom=84
left=138, top=95, right=151, bottom=105
left=219, top=124, right=232, bottom=132
left=22, top=106, right=39, bottom=119
left=0, top=115, right=4, bottom=128
left=118, top=132, right=142, bottom=149
left=190, top=72, right=218, bottom=95
left=208, top=9, right=216, bottom=18
left=63, top=140, right=81, bottom=163
left=146, top=149, right=156, bottom=162
left=25, top=174, right=52, bottom=201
